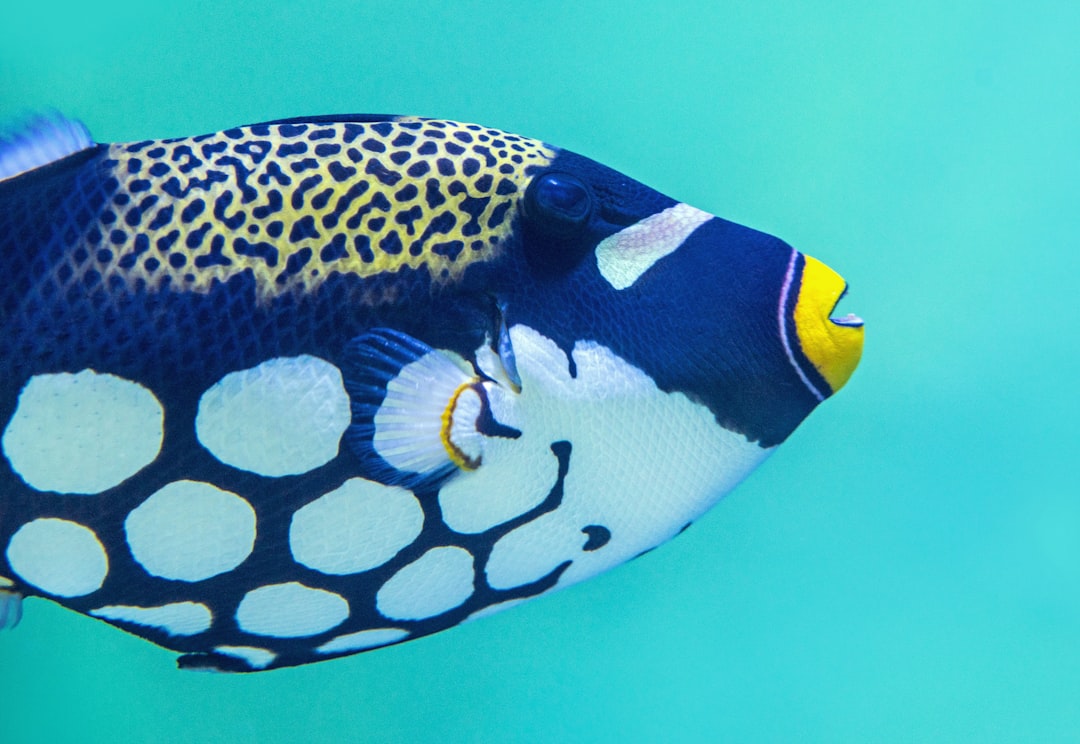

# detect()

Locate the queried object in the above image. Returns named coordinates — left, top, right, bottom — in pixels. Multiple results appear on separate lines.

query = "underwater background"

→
left=1, top=1, right=1077, bottom=741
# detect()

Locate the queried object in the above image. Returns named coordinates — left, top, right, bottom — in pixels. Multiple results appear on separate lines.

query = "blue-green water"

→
left=2, top=2, right=1077, bottom=741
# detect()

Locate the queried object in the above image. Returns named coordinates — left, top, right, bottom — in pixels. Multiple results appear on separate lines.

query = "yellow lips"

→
left=793, top=255, right=864, bottom=394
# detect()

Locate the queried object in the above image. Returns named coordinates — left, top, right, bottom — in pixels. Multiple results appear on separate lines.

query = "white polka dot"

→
left=594, top=203, right=713, bottom=290
left=196, top=355, right=350, bottom=477
left=125, top=480, right=255, bottom=582
left=316, top=627, right=409, bottom=655
left=6, top=518, right=108, bottom=597
left=236, top=582, right=349, bottom=638
left=214, top=645, right=277, bottom=670
left=2, top=371, right=163, bottom=494
left=290, top=478, right=423, bottom=575
left=376, top=546, right=474, bottom=620
left=91, top=602, right=212, bottom=636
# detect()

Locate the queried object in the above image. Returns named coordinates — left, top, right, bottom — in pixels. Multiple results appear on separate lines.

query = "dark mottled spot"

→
left=185, top=222, right=212, bottom=248
left=361, top=138, right=386, bottom=153
left=354, top=234, right=374, bottom=262
left=423, top=128, right=446, bottom=139
left=329, top=161, right=357, bottom=182
left=213, top=190, right=245, bottom=230
left=147, top=146, right=166, bottom=158
left=277, top=247, right=312, bottom=283
left=126, top=158, right=143, bottom=174
left=395, top=183, right=419, bottom=202
left=445, top=142, right=465, bottom=156
left=309, top=128, right=335, bottom=140
left=371, top=122, right=394, bottom=137
left=365, top=159, right=401, bottom=186
left=407, top=161, right=430, bottom=178
left=180, top=199, right=206, bottom=224
left=462, top=158, right=480, bottom=177
left=487, top=200, right=512, bottom=229
left=96, top=248, right=113, bottom=263
left=289, top=215, right=319, bottom=242
left=252, top=190, right=284, bottom=220
left=417, top=141, right=438, bottom=156
left=156, top=230, right=180, bottom=252
left=148, top=162, right=170, bottom=177
left=118, top=233, right=151, bottom=269
left=425, top=179, right=447, bottom=209
left=194, top=233, right=231, bottom=267
left=170, top=145, right=203, bottom=174
left=395, top=205, right=424, bottom=234
left=259, top=161, right=292, bottom=187
left=146, top=203, right=173, bottom=229
left=367, top=216, right=385, bottom=232
left=289, top=158, right=319, bottom=173
left=390, top=150, right=411, bottom=165
left=496, top=178, right=517, bottom=196
left=453, top=131, right=474, bottom=144
left=87, top=227, right=102, bottom=245
left=201, top=141, right=227, bottom=158
left=247, top=224, right=259, bottom=235
left=233, top=237, right=279, bottom=266
left=267, top=221, right=284, bottom=238
left=292, top=174, right=324, bottom=209
left=437, top=158, right=455, bottom=176
left=392, top=132, right=416, bottom=147
left=499, top=163, right=514, bottom=174
left=431, top=240, right=464, bottom=261
left=342, top=124, right=366, bottom=143
left=109, top=229, right=127, bottom=245
left=379, top=231, right=403, bottom=254
left=277, top=142, right=308, bottom=157
left=344, top=192, right=391, bottom=230
left=234, top=140, right=272, bottom=164
left=169, top=252, right=187, bottom=268
left=323, top=180, right=370, bottom=229
left=511, top=154, right=524, bottom=164
left=279, top=124, right=309, bottom=137
left=581, top=525, right=611, bottom=551
left=312, top=187, right=334, bottom=210
left=458, top=195, right=490, bottom=236
left=144, top=256, right=161, bottom=272
left=320, top=233, right=348, bottom=262
left=448, top=180, right=467, bottom=196
left=472, top=145, right=496, bottom=167
left=475, top=173, right=493, bottom=192
left=223, top=128, right=244, bottom=140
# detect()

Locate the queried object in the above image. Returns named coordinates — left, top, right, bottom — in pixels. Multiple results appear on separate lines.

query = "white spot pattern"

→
left=316, top=627, right=410, bottom=655
left=91, top=602, right=212, bottom=636
left=195, top=355, right=350, bottom=477
left=2, top=371, right=163, bottom=494
left=289, top=478, right=423, bottom=575
left=594, top=202, right=713, bottom=290
left=236, top=582, right=349, bottom=638
left=6, top=518, right=108, bottom=597
left=376, top=546, right=475, bottom=620
left=125, top=480, right=256, bottom=582
left=214, top=645, right=277, bottom=670
left=481, top=326, right=769, bottom=592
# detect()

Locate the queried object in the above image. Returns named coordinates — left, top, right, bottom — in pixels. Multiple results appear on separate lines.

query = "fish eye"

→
left=524, top=172, right=593, bottom=236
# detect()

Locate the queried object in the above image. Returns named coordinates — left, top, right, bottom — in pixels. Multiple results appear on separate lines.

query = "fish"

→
left=0, top=112, right=864, bottom=671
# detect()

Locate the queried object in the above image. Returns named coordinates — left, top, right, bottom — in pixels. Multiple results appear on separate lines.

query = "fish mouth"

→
left=784, top=253, right=865, bottom=398
left=828, top=286, right=864, bottom=328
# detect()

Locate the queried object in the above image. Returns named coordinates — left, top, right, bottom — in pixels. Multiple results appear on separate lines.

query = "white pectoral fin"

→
left=341, top=329, right=520, bottom=489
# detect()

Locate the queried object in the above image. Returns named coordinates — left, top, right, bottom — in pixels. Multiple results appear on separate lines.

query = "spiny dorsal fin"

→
left=0, top=113, right=93, bottom=183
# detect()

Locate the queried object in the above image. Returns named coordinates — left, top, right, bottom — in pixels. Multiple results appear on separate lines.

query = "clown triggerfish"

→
left=0, top=113, right=863, bottom=671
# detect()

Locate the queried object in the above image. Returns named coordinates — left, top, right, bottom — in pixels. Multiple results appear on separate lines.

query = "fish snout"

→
left=790, top=254, right=864, bottom=396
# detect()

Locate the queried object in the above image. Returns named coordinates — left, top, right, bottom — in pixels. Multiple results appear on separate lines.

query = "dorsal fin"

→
left=0, top=114, right=94, bottom=183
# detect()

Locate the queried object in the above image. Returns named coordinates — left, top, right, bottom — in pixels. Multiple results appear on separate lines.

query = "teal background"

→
left=1, top=1, right=1077, bottom=741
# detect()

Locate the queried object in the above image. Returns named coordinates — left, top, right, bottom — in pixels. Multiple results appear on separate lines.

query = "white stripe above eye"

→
left=595, top=203, right=712, bottom=290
